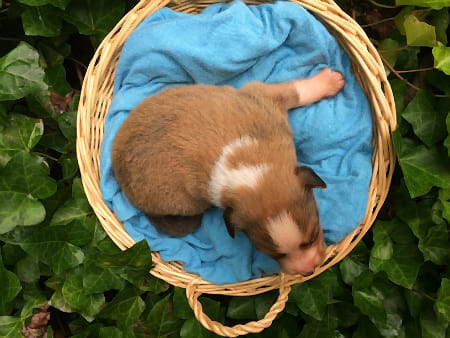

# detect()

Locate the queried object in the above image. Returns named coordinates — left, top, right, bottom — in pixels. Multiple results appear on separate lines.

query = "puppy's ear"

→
left=295, top=166, right=326, bottom=189
left=223, top=207, right=237, bottom=238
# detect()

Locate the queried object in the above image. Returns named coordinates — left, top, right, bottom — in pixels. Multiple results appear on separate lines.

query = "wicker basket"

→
left=76, top=0, right=397, bottom=336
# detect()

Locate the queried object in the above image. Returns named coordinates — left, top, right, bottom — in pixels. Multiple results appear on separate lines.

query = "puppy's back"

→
left=111, top=84, right=293, bottom=216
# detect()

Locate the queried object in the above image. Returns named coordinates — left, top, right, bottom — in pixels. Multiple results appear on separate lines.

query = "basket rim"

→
left=76, top=0, right=397, bottom=295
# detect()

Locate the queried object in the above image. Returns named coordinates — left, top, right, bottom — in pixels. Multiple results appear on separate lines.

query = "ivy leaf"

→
left=445, top=113, right=450, bottom=156
left=0, top=254, right=22, bottom=314
left=51, top=178, right=91, bottom=225
left=298, top=321, right=344, bottom=338
left=333, top=302, right=362, bottom=329
left=430, top=9, right=449, bottom=45
left=46, top=65, right=72, bottom=98
left=62, top=271, right=105, bottom=321
left=403, top=14, right=437, bottom=47
left=95, top=240, right=153, bottom=290
left=0, top=151, right=56, bottom=233
left=81, top=258, right=125, bottom=294
left=290, top=270, right=340, bottom=321
left=395, top=0, right=450, bottom=10
left=98, top=327, right=124, bottom=338
left=60, top=154, right=79, bottom=180
left=49, top=288, right=76, bottom=314
left=140, top=294, right=181, bottom=336
left=180, top=318, right=215, bottom=338
left=226, top=296, right=257, bottom=320
left=0, top=192, right=45, bottom=234
left=56, top=108, right=77, bottom=145
left=0, top=113, right=44, bottom=164
left=353, top=288, right=386, bottom=324
left=340, top=255, right=368, bottom=286
left=404, top=281, right=434, bottom=320
left=369, top=220, right=423, bottom=289
left=99, top=287, right=145, bottom=328
left=40, top=41, right=72, bottom=97
left=0, top=42, right=48, bottom=101
left=353, top=318, right=382, bottom=338
left=435, top=278, right=450, bottom=322
left=439, top=188, right=450, bottom=222
left=16, top=0, right=70, bottom=9
left=227, top=291, right=277, bottom=320
left=419, top=223, right=450, bottom=265
left=0, top=151, right=56, bottom=199
left=1, top=243, right=27, bottom=266
left=379, top=38, right=401, bottom=72
left=394, top=7, right=414, bottom=35
left=339, top=242, right=370, bottom=286
left=353, top=277, right=406, bottom=337
left=63, top=0, right=125, bottom=40
left=21, top=6, right=63, bottom=37
left=173, top=286, right=193, bottom=320
left=393, top=131, right=450, bottom=198
left=393, top=183, right=434, bottom=239
left=20, top=283, right=48, bottom=318
left=433, top=46, right=450, bottom=75
left=19, top=224, right=87, bottom=274
left=420, top=311, right=448, bottom=338
left=96, top=240, right=152, bottom=270
left=255, top=291, right=278, bottom=320
left=15, top=255, right=40, bottom=283
left=402, top=91, right=448, bottom=147
left=0, top=316, right=23, bottom=338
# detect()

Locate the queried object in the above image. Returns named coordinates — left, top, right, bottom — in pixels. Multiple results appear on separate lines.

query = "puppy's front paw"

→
left=318, top=67, right=345, bottom=98
left=294, top=67, right=345, bottom=106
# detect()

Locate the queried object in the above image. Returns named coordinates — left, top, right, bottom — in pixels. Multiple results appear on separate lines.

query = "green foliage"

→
left=0, top=42, right=47, bottom=101
left=0, top=0, right=449, bottom=337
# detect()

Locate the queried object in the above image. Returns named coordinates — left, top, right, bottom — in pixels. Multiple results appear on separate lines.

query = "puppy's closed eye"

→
left=299, top=226, right=321, bottom=249
left=272, top=252, right=287, bottom=260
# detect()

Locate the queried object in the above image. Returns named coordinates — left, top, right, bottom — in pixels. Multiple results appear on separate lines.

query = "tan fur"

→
left=111, top=68, right=344, bottom=275
left=112, top=82, right=297, bottom=216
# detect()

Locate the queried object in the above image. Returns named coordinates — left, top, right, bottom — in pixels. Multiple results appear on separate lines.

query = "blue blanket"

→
left=100, top=0, right=372, bottom=284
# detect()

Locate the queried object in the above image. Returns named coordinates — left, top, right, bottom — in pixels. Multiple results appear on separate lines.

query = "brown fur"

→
left=112, top=81, right=299, bottom=217
left=112, top=69, right=344, bottom=275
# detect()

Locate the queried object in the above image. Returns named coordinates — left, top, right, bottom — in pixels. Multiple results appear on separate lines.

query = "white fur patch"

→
left=266, top=210, right=302, bottom=251
left=208, top=136, right=271, bottom=206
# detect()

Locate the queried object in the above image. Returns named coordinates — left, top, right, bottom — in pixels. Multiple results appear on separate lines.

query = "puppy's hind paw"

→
left=149, top=214, right=203, bottom=237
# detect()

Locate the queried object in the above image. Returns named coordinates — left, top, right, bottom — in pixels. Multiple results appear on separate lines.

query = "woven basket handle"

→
left=185, top=274, right=291, bottom=337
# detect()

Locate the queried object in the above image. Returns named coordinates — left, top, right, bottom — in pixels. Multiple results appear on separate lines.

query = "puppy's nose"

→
left=284, top=264, right=317, bottom=276
left=302, top=270, right=315, bottom=277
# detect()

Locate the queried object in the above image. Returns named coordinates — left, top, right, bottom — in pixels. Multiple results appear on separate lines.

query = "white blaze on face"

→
left=266, top=210, right=324, bottom=276
left=266, top=210, right=302, bottom=253
left=208, top=136, right=271, bottom=207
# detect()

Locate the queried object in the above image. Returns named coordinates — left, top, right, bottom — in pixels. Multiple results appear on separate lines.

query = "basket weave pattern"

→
left=76, top=0, right=397, bottom=336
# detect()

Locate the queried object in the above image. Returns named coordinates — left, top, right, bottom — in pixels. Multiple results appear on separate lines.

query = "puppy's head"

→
left=224, top=166, right=326, bottom=276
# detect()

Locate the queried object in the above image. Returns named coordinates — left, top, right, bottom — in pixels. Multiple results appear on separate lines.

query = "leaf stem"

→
left=360, top=17, right=395, bottom=28
left=379, top=46, right=410, bottom=53
left=367, top=0, right=398, bottom=8
left=0, top=37, right=21, bottom=41
left=411, top=289, right=437, bottom=302
left=381, top=53, right=450, bottom=98
left=396, top=67, right=435, bottom=74
left=380, top=52, right=422, bottom=92
left=67, top=57, right=88, bottom=71
left=34, top=152, right=59, bottom=162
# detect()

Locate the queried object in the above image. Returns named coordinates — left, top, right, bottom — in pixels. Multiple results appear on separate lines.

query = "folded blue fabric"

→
left=100, top=0, right=372, bottom=284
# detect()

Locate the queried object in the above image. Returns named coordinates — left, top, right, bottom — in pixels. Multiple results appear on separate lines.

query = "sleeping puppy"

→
left=111, top=67, right=345, bottom=276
